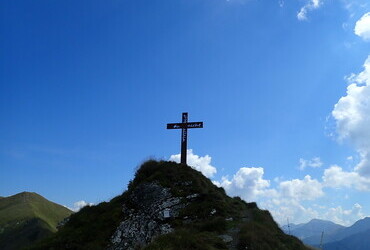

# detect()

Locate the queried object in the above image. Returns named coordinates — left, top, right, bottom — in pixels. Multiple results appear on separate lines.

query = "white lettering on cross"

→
left=166, top=113, right=203, bottom=165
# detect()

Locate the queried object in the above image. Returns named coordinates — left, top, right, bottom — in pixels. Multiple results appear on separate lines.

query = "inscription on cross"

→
left=167, top=112, right=203, bottom=165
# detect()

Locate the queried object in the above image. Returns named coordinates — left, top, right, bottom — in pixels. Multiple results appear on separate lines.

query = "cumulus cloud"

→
left=299, top=157, right=323, bottom=170
left=169, top=149, right=217, bottom=178
left=258, top=175, right=325, bottom=224
left=332, top=55, right=370, bottom=177
left=216, top=167, right=323, bottom=208
left=213, top=164, right=327, bottom=224
left=215, top=167, right=277, bottom=201
left=297, top=0, right=322, bottom=20
left=67, top=200, right=94, bottom=212
left=355, top=12, right=370, bottom=41
left=212, top=164, right=363, bottom=226
left=323, top=165, right=370, bottom=191
left=279, top=175, right=324, bottom=200
left=323, top=203, right=364, bottom=226
left=262, top=199, right=320, bottom=225
left=267, top=201, right=364, bottom=226
left=167, top=148, right=365, bottom=226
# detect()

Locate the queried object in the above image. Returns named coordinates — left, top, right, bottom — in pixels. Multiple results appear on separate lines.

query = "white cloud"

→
left=213, top=166, right=327, bottom=225
left=263, top=197, right=364, bottom=226
left=213, top=163, right=364, bottom=226
left=323, top=165, right=370, bottom=191
left=67, top=200, right=94, bottom=212
left=169, top=149, right=217, bottom=178
left=216, top=167, right=277, bottom=201
left=216, top=168, right=321, bottom=204
left=263, top=176, right=325, bottom=224
left=332, top=55, right=370, bottom=177
left=279, top=175, right=324, bottom=200
left=262, top=199, right=319, bottom=225
left=355, top=12, right=370, bottom=41
left=297, top=0, right=322, bottom=21
left=168, top=149, right=366, bottom=226
left=262, top=197, right=365, bottom=226
left=299, top=157, right=323, bottom=170
left=323, top=203, right=364, bottom=226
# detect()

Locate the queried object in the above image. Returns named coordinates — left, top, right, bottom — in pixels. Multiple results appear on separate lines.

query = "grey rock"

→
left=57, top=216, right=70, bottom=229
left=219, top=234, right=233, bottom=243
left=108, top=182, right=186, bottom=250
left=186, top=193, right=199, bottom=199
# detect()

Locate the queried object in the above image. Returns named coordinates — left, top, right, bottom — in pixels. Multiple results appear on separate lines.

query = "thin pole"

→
left=320, top=231, right=324, bottom=250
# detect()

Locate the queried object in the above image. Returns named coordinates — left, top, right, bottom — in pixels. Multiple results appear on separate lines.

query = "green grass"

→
left=144, top=229, right=227, bottom=250
left=30, top=194, right=125, bottom=250
left=237, top=209, right=308, bottom=250
left=130, top=160, right=251, bottom=221
left=0, top=192, right=72, bottom=249
left=29, top=160, right=310, bottom=249
left=0, top=192, right=72, bottom=232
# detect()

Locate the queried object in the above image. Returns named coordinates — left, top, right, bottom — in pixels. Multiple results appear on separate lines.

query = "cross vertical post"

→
left=181, top=112, right=188, bottom=165
left=167, top=112, right=203, bottom=165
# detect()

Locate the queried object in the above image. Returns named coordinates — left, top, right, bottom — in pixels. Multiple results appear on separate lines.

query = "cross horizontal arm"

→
left=167, top=122, right=203, bottom=129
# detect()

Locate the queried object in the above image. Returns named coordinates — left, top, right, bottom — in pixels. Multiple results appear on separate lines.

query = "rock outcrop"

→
left=109, top=182, right=186, bottom=249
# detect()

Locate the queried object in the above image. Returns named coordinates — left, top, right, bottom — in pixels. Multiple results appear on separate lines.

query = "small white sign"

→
left=163, top=208, right=170, bottom=218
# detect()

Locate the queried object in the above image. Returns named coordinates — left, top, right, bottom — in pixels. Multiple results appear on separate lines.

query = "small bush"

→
left=144, top=229, right=227, bottom=250
left=198, top=217, right=227, bottom=233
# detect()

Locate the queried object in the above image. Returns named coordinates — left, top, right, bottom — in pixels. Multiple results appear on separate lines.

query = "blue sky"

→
left=1, top=0, right=370, bottom=225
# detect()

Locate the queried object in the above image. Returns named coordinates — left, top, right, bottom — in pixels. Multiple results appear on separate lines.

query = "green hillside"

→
left=0, top=192, right=72, bottom=250
left=32, top=160, right=310, bottom=249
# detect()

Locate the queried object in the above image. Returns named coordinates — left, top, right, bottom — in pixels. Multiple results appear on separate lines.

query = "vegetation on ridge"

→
left=0, top=192, right=72, bottom=250
left=31, top=160, right=310, bottom=249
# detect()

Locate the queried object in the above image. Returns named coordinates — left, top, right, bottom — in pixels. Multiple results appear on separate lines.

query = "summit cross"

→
left=167, top=112, right=203, bottom=165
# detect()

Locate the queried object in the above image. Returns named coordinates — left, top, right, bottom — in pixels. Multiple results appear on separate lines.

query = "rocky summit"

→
left=32, top=160, right=310, bottom=250
left=109, top=182, right=184, bottom=249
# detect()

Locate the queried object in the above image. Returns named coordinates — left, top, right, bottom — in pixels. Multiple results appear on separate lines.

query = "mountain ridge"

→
left=282, top=218, right=344, bottom=244
left=0, top=191, right=72, bottom=250
left=31, top=160, right=311, bottom=250
left=324, top=228, right=370, bottom=250
left=320, top=217, right=370, bottom=249
left=283, top=217, right=370, bottom=250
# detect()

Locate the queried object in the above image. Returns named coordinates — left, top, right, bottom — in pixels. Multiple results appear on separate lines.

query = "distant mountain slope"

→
left=293, top=217, right=370, bottom=249
left=0, top=192, right=72, bottom=250
left=282, top=219, right=344, bottom=246
left=324, top=228, right=370, bottom=250
left=31, top=160, right=310, bottom=250
left=292, top=219, right=345, bottom=246
left=325, top=217, right=370, bottom=244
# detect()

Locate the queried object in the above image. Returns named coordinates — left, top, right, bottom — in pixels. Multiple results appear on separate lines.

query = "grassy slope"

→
left=0, top=192, right=72, bottom=249
left=31, top=194, right=125, bottom=249
left=0, top=192, right=72, bottom=231
left=32, top=161, right=309, bottom=250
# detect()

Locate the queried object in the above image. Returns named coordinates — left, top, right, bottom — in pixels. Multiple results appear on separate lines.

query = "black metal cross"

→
left=167, top=112, right=203, bottom=165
